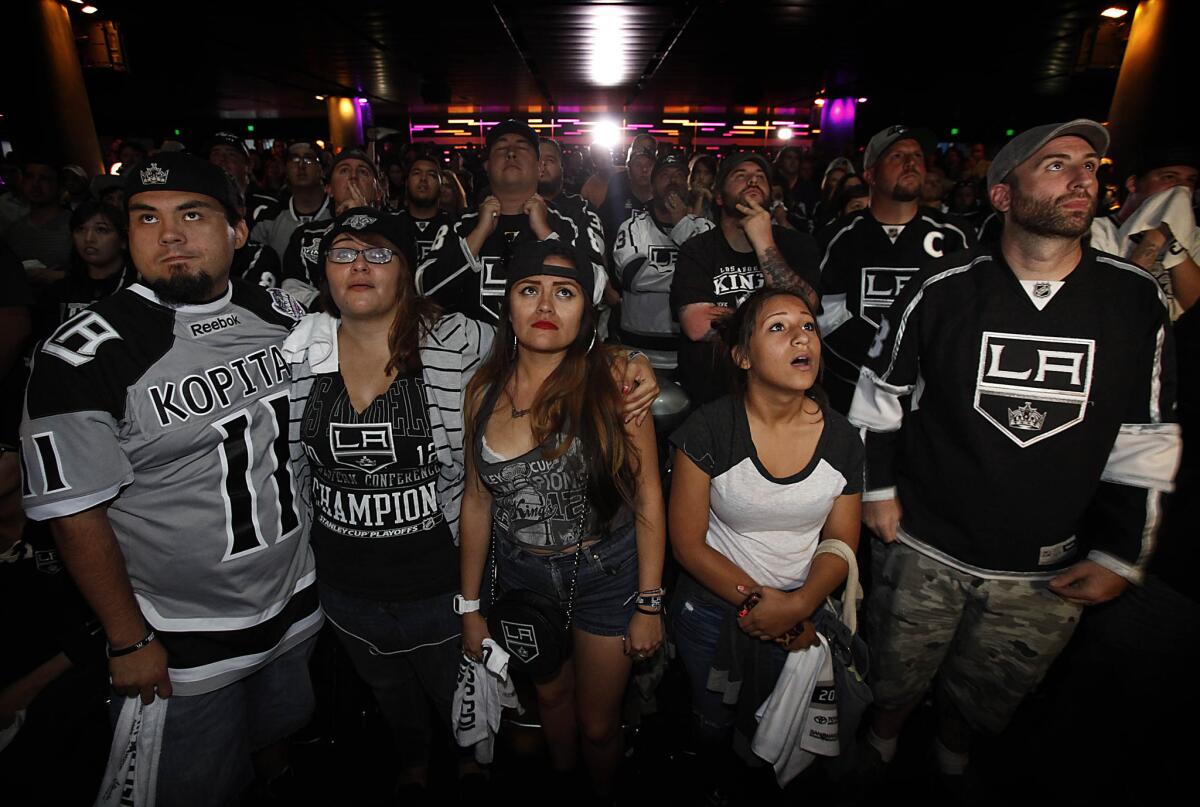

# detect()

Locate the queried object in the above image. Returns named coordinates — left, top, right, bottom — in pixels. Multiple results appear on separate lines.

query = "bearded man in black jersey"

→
left=817, top=125, right=975, bottom=413
left=848, top=120, right=1179, bottom=794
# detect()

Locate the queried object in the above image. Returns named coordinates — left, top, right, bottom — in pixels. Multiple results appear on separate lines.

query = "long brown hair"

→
left=318, top=231, right=442, bottom=375
left=466, top=275, right=639, bottom=525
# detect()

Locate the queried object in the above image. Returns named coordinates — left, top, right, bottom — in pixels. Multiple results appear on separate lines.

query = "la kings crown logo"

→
left=974, top=331, right=1095, bottom=447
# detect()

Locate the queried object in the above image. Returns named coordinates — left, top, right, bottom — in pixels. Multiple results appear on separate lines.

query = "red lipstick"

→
left=532, top=321, right=558, bottom=330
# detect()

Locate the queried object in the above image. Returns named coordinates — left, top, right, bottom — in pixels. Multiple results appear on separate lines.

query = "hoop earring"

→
left=510, top=335, right=518, bottom=359
left=587, top=331, right=597, bottom=353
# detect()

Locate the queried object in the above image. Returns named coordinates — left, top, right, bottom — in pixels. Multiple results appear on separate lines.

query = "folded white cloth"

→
left=452, top=638, right=521, bottom=764
left=95, top=696, right=169, bottom=807
left=752, top=634, right=838, bottom=786
left=1118, top=186, right=1199, bottom=270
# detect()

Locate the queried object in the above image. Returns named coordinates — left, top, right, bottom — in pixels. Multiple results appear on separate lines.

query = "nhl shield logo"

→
left=330, top=423, right=397, bottom=473
left=974, top=331, right=1095, bottom=447
left=860, top=267, right=918, bottom=328
left=501, top=620, right=540, bottom=662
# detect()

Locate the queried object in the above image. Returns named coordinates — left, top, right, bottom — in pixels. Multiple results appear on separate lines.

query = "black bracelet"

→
left=107, top=630, right=156, bottom=658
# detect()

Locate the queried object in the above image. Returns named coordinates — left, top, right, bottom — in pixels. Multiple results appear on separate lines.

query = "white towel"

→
left=95, top=697, right=169, bottom=807
left=1118, top=186, right=1199, bottom=269
left=452, top=638, right=521, bottom=764
left=751, top=634, right=839, bottom=786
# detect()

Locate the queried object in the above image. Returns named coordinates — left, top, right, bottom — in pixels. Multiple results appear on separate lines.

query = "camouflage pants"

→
left=867, top=540, right=1083, bottom=733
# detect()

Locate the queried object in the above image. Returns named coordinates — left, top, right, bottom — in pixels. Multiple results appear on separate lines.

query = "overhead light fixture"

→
left=315, top=139, right=326, bottom=149
left=81, top=4, right=98, bottom=13
left=813, top=98, right=826, bottom=107
left=777, top=128, right=794, bottom=141
left=592, top=120, right=622, bottom=150
left=314, top=95, right=325, bottom=101
left=857, top=97, right=868, bottom=103
left=110, top=161, right=123, bottom=175
left=589, top=6, right=627, bottom=86
left=356, top=97, right=368, bottom=106
left=1101, top=7, right=1128, bottom=19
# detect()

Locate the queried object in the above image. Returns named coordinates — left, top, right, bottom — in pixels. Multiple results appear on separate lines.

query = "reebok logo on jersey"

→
left=860, top=267, right=918, bottom=328
left=973, top=331, right=1095, bottom=447
left=190, top=314, right=242, bottom=337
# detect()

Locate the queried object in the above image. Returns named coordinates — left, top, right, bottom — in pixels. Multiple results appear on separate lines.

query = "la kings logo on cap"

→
left=860, top=267, right=918, bottom=328
left=344, top=214, right=377, bottom=229
left=330, top=423, right=397, bottom=473
left=974, top=331, right=1095, bottom=447
left=140, top=163, right=169, bottom=185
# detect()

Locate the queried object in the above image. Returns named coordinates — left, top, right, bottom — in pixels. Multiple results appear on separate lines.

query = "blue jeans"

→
left=109, top=634, right=317, bottom=807
left=318, top=583, right=462, bottom=765
left=491, top=518, right=639, bottom=637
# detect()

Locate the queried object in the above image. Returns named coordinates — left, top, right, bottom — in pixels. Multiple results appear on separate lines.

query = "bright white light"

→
left=110, top=161, right=123, bottom=175
left=857, top=97, right=868, bottom=103
left=592, top=120, right=622, bottom=150
left=81, top=5, right=98, bottom=13
left=1101, top=7, right=1128, bottom=19
left=314, top=95, right=325, bottom=101
left=777, top=128, right=794, bottom=141
left=813, top=97, right=826, bottom=107
left=589, top=6, right=627, bottom=86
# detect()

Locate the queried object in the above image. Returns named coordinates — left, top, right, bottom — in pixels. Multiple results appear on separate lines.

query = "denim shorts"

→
left=490, top=518, right=639, bottom=637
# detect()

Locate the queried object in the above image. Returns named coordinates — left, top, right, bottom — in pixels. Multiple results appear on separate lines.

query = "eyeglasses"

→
left=288, top=155, right=319, bottom=166
left=327, top=246, right=394, bottom=264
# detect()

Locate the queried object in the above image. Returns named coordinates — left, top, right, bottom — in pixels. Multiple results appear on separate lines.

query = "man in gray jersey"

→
left=19, top=153, right=320, bottom=805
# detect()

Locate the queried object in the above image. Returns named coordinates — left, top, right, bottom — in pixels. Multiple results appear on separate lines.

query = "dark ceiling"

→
left=7, top=0, right=1133, bottom=144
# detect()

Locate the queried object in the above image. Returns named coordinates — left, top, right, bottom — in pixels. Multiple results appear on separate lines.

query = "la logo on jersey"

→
left=330, top=423, right=397, bottom=473
left=860, top=267, right=918, bottom=328
left=648, top=245, right=678, bottom=273
left=974, top=331, right=1095, bottom=447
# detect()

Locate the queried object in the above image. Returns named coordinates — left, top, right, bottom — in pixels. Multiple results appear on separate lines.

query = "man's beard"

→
left=146, top=267, right=222, bottom=305
left=890, top=173, right=922, bottom=203
left=537, top=177, right=562, bottom=197
left=1011, top=189, right=1093, bottom=239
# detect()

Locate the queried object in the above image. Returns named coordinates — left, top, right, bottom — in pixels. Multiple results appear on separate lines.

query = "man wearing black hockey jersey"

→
left=848, top=120, right=1180, bottom=789
left=20, top=153, right=320, bottom=805
left=538, top=137, right=612, bottom=302
left=394, top=154, right=454, bottom=266
left=818, top=124, right=975, bottom=413
left=415, top=120, right=603, bottom=322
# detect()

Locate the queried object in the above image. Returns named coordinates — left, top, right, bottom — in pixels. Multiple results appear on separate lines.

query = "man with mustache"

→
left=847, top=120, right=1179, bottom=793
left=19, top=153, right=321, bottom=804
left=817, top=125, right=975, bottom=413
left=669, top=152, right=821, bottom=405
left=394, top=153, right=455, bottom=266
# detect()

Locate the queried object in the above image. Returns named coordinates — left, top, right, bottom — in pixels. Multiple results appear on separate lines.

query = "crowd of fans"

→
left=1, top=118, right=1198, bottom=807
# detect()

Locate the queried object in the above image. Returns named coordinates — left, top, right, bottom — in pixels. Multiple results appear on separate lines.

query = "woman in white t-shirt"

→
left=667, top=286, right=864, bottom=772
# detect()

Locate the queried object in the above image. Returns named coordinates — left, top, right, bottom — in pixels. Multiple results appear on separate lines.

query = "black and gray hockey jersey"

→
left=613, top=209, right=713, bottom=369
left=817, top=208, right=975, bottom=412
left=848, top=245, right=1179, bottom=581
left=232, top=242, right=282, bottom=289
left=250, top=194, right=332, bottom=258
left=394, top=208, right=457, bottom=267
left=415, top=206, right=603, bottom=324
left=20, top=281, right=321, bottom=695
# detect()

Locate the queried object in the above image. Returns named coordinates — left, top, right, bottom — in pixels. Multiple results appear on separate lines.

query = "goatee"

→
left=146, top=268, right=222, bottom=305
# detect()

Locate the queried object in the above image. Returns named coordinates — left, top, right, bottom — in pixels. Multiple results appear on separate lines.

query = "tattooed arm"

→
left=736, top=198, right=820, bottom=309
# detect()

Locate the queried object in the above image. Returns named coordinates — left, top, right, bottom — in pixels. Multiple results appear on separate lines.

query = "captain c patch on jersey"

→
left=973, top=331, right=1095, bottom=447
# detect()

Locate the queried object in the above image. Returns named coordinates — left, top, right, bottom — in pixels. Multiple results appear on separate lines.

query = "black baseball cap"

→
left=207, top=132, right=249, bottom=160
left=715, top=152, right=772, bottom=193
left=651, top=154, right=687, bottom=180
left=124, top=152, right=242, bottom=220
left=1132, top=144, right=1199, bottom=178
left=504, top=239, right=594, bottom=303
left=485, top=120, right=539, bottom=155
left=327, top=148, right=379, bottom=181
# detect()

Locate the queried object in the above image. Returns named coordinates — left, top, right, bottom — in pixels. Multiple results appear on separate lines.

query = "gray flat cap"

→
left=987, top=119, right=1109, bottom=190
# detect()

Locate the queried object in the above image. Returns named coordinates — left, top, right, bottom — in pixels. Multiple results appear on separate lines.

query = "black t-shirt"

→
left=300, top=368, right=458, bottom=601
left=599, top=171, right=647, bottom=250
left=669, top=225, right=822, bottom=405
